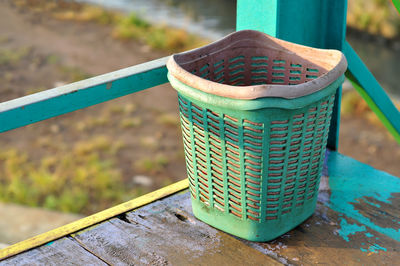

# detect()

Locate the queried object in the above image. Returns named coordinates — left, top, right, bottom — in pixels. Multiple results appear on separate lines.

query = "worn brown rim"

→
left=167, top=30, right=347, bottom=100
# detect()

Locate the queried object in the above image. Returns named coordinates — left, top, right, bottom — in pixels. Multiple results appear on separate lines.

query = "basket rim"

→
left=169, top=72, right=342, bottom=111
left=167, top=30, right=347, bottom=100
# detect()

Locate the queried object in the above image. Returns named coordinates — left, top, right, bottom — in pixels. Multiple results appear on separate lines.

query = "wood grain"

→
left=72, top=192, right=281, bottom=265
left=1, top=152, right=399, bottom=265
left=0, top=180, right=188, bottom=260
left=0, top=237, right=107, bottom=265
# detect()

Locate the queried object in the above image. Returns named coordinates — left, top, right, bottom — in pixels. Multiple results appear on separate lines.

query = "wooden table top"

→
left=1, top=151, right=399, bottom=265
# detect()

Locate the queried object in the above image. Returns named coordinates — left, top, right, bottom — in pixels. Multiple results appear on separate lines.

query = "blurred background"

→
left=0, top=0, right=399, bottom=247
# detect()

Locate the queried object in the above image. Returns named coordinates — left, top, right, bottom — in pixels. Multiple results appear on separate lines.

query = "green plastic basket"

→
left=167, top=30, right=347, bottom=241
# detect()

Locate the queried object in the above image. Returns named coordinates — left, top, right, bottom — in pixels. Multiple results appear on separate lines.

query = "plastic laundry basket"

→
left=167, top=30, right=347, bottom=241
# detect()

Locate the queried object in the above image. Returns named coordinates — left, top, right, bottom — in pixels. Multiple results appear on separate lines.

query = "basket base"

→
left=191, top=198, right=317, bottom=242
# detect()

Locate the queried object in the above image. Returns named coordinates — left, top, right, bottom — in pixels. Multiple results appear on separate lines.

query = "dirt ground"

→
left=0, top=1, right=187, bottom=213
left=0, top=0, right=399, bottom=215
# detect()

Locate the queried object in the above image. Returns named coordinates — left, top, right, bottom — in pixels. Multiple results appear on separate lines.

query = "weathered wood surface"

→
left=1, top=151, right=399, bottom=265
left=72, top=194, right=280, bottom=266
left=2, top=237, right=107, bottom=265
left=0, top=180, right=189, bottom=260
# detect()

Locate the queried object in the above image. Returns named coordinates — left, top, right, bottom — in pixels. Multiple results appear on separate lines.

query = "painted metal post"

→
left=393, top=0, right=400, bottom=14
left=344, top=42, right=400, bottom=144
left=237, top=0, right=348, bottom=150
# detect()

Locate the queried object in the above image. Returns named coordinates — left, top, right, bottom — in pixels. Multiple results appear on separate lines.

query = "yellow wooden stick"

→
left=0, top=179, right=189, bottom=261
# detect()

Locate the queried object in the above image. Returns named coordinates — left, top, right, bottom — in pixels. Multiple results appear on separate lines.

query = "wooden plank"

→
left=324, top=151, right=400, bottom=241
left=245, top=172, right=400, bottom=264
left=2, top=152, right=399, bottom=264
left=344, top=41, right=400, bottom=145
left=72, top=192, right=281, bottom=265
left=71, top=151, right=400, bottom=265
left=0, top=179, right=188, bottom=260
left=0, top=237, right=107, bottom=265
left=0, top=56, right=169, bottom=133
left=244, top=200, right=399, bottom=265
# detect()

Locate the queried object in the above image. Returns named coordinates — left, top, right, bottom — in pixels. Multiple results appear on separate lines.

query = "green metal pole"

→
left=344, top=41, right=400, bottom=145
left=237, top=0, right=348, bottom=150
left=393, top=0, right=400, bottom=14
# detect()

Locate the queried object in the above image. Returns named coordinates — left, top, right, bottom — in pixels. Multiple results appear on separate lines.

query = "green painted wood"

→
left=236, top=0, right=348, bottom=150
left=393, top=0, right=400, bottom=14
left=236, top=0, right=278, bottom=37
left=325, top=151, right=400, bottom=241
left=0, top=57, right=169, bottom=133
left=249, top=151, right=400, bottom=263
left=343, top=41, right=400, bottom=145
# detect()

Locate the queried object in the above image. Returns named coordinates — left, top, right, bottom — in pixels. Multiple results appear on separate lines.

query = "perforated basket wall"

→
left=167, top=30, right=347, bottom=241
left=183, top=52, right=322, bottom=87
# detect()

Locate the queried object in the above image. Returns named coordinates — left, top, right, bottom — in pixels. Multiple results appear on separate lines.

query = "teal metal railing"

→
left=0, top=57, right=168, bottom=133
left=0, top=0, right=399, bottom=149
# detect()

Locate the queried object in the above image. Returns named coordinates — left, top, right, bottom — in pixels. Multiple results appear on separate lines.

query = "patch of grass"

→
left=108, top=105, right=125, bottom=115
left=134, top=154, right=169, bottom=174
left=75, top=114, right=111, bottom=132
left=3, top=72, right=14, bottom=82
left=341, top=90, right=400, bottom=128
left=46, top=54, right=60, bottom=65
left=123, top=103, right=137, bottom=114
left=14, top=0, right=208, bottom=52
left=26, top=86, right=47, bottom=95
left=119, top=117, right=142, bottom=129
left=139, top=136, right=159, bottom=150
left=74, top=136, right=113, bottom=156
left=157, top=113, right=180, bottom=127
left=107, top=103, right=137, bottom=116
left=175, top=149, right=186, bottom=160
left=161, top=177, right=175, bottom=187
left=58, top=65, right=91, bottom=82
left=341, top=90, right=371, bottom=117
left=0, top=136, right=131, bottom=214
left=112, top=13, right=150, bottom=40
left=53, top=5, right=118, bottom=25
left=0, top=47, right=30, bottom=66
left=347, top=0, right=400, bottom=38
left=113, top=13, right=207, bottom=52
left=0, top=36, right=10, bottom=43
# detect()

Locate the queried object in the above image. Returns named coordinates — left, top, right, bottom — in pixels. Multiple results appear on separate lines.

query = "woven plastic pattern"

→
left=167, top=30, right=346, bottom=241
left=189, top=54, right=322, bottom=86
left=178, top=93, right=335, bottom=223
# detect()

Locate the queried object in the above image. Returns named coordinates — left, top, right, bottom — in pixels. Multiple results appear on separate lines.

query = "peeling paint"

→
left=338, top=218, right=366, bottom=242
left=45, top=241, right=54, bottom=246
left=106, top=82, right=112, bottom=90
left=361, top=199, right=381, bottom=208
left=360, top=243, right=387, bottom=254
left=368, top=244, right=387, bottom=253
left=326, top=152, right=400, bottom=241
left=337, top=217, right=388, bottom=254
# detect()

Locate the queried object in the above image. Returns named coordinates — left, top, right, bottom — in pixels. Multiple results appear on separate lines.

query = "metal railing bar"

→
left=0, top=56, right=169, bottom=133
